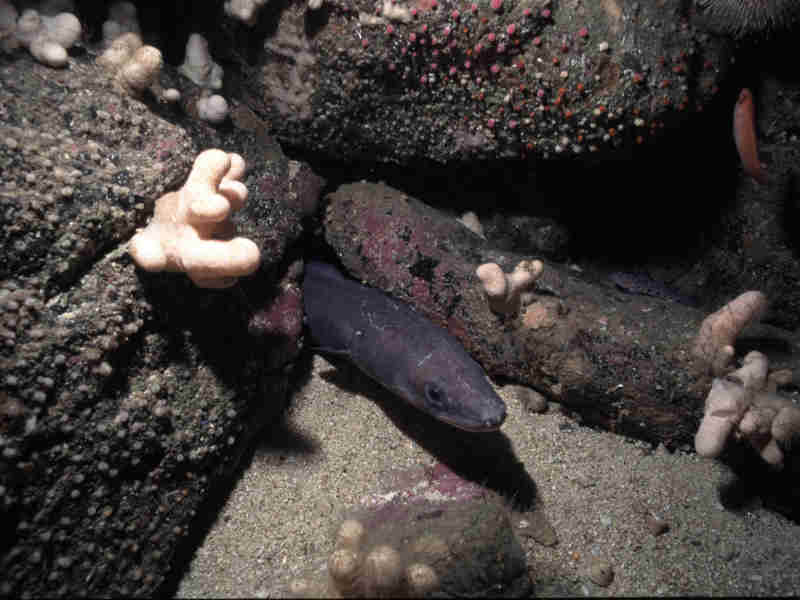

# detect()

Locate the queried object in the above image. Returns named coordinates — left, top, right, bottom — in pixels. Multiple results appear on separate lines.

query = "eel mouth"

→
left=437, top=407, right=507, bottom=432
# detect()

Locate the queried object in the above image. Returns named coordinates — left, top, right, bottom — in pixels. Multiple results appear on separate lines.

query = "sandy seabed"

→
left=177, top=354, right=800, bottom=597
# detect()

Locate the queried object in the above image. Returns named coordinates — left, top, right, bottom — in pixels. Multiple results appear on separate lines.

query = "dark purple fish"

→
left=303, top=261, right=506, bottom=431
left=610, top=271, right=697, bottom=306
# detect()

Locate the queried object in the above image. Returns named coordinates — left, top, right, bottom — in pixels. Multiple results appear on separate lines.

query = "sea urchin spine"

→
left=697, top=0, right=800, bottom=37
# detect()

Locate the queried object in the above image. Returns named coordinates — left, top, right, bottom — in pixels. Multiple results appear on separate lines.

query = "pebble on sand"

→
left=589, top=556, right=614, bottom=587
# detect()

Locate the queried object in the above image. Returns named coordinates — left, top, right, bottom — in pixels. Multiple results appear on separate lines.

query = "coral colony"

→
left=476, top=260, right=543, bottom=315
left=96, top=33, right=166, bottom=99
left=2, top=2, right=80, bottom=67
left=129, top=150, right=261, bottom=289
left=2, top=1, right=230, bottom=121
left=693, top=293, right=800, bottom=468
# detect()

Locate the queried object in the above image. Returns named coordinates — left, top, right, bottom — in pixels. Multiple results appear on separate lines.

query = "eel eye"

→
left=425, top=383, right=448, bottom=411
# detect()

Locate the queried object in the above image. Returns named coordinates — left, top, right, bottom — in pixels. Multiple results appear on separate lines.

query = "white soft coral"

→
left=15, top=7, right=81, bottom=67
left=129, top=149, right=261, bottom=289
left=692, top=290, right=767, bottom=375
left=96, top=32, right=165, bottom=98
left=476, top=260, right=543, bottom=315
left=695, top=350, right=800, bottom=468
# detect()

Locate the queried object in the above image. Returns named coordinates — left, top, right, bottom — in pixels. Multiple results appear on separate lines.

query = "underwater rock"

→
left=0, top=50, right=321, bottom=596
left=279, top=462, right=532, bottom=598
left=231, top=0, right=731, bottom=164
left=588, top=556, right=614, bottom=587
left=321, top=177, right=800, bottom=484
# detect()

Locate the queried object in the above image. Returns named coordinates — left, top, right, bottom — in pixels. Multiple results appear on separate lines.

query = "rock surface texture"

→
left=0, top=49, right=320, bottom=596
left=232, top=0, right=731, bottom=163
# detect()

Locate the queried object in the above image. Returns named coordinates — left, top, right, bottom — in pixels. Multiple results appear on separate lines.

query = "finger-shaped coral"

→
left=763, top=404, right=800, bottom=465
left=405, top=563, right=439, bottom=596
left=327, top=547, right=360, bottom=595
left=196, top=93, right=229, bottom=124
left=745, top=391, right=800, bottom=466
left=118, top=44, right=162, bottom=95
left=280, top=462, right=530, bottom=598
left=224, top=0, right=267, bottom=25
left=766, top=369, right=793, bottom=393
left=129, top=149, right=260, bottom=289
left=183, top=149, right=246, bottom=222
left=457, top=210, right=485, bottom=238
left=96, top=32, right=164, bottom=97
left=692, top=290, right=767, bottom=375
left=728, top=350, right=768, bottom=390
left=476, top=260, right=543, bottom=315
left=739, top=403, right=777, bottom=436
left=695, top=349, right=800, bottom=467
left=742, top=394, right=789, bottom=466
left=695, top=351, right=769, bottom=458
left=15, top=8, right=81, bottom=68
left=96, top=31, right=141, bottom=69
left=772, top=405, right=800, bottom=444
left=335, top=519, right=366, bottom=550
left=362, top=545, right=403, bottom=596
left=179, top=33, right=223, bottom=89
left=695, top=377, right=751, bottom=458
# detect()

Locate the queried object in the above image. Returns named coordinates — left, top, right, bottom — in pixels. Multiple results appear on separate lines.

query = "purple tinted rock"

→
left=283, top=463, right=532, bottom=598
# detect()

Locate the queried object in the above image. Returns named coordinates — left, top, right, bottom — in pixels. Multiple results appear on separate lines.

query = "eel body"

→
left=302, top=261, right=507, bottom=431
